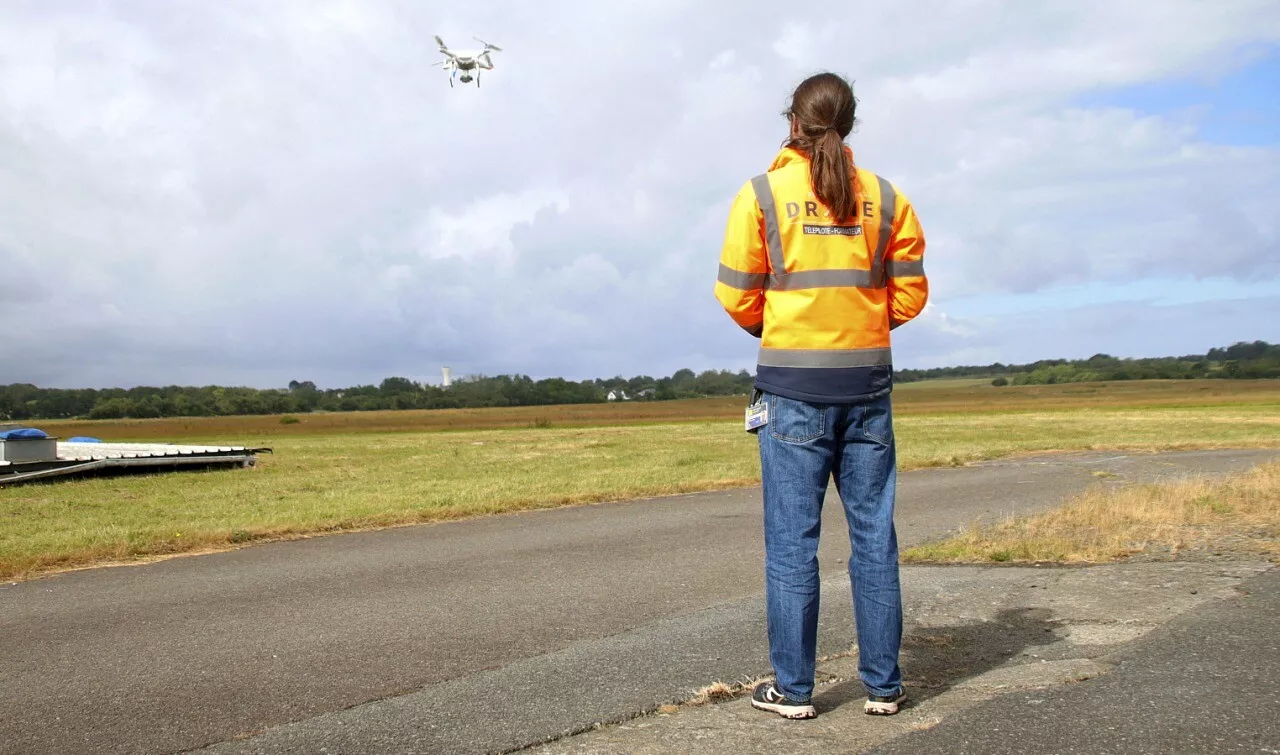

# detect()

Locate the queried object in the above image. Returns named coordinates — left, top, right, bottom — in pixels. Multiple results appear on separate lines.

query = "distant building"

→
left=606, top=389, right=630, bottom=402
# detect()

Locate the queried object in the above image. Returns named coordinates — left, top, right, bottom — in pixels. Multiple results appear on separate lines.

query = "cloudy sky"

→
left=2, top=0, right=1278, bottom=390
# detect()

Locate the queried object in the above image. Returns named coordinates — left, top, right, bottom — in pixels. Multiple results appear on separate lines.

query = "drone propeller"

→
left=473, top=36, right=502, bottom=51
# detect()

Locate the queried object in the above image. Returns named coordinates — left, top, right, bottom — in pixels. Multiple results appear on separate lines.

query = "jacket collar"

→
left=767, top=143, right=856, bottom=171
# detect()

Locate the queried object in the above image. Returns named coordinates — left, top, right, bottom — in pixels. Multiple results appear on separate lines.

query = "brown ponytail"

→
left=782, top=73, right=859, bottom=223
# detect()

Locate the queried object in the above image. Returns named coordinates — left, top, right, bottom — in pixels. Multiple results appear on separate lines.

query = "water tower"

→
left=441, top=366, right=452, bottom=388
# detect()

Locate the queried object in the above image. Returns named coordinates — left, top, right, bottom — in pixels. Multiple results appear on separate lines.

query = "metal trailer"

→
left=0, top=441, right=272, bottom=487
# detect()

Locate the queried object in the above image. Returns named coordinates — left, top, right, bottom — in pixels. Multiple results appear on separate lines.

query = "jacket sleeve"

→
left=714, top=180, right=768, bottom=337
left=885, top=187, right=928, bottom=330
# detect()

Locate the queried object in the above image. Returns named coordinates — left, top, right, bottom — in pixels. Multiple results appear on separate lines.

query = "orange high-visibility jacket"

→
left=714, top=145, right=928, bottom=403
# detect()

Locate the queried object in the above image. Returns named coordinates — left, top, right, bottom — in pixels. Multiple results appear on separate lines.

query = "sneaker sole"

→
left=864, top=695, right=906, bottom=716
left=751, top=698, right=817, bottom=720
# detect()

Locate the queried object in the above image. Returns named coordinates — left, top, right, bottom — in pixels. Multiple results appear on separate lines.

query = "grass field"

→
left=27, top=377, right=1280, bottom=440
left=2, top=379, right=1278, bottom=582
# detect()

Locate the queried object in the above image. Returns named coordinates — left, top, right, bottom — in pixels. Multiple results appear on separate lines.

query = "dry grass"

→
left=30, top=378, right=1280, bottom=441
left=902, top=461, right=1280, bottom=565
left=890, top=377, right=1280, bottom=414
left=33, top=397, right=752, bottom=440
left=685, top=680, right=751, bottom=706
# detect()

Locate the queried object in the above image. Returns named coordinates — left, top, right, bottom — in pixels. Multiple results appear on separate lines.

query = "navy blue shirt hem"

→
left=754, top=363, right=894, bottom=405
left=753, top=378, right=892, bottom=405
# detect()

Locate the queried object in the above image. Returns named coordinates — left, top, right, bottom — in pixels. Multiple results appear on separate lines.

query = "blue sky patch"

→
left=1075, top=45, right=1280, bottom=147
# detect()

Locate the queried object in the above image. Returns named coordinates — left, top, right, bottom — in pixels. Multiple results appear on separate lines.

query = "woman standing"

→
left=714, top=72, right=928, bottom=720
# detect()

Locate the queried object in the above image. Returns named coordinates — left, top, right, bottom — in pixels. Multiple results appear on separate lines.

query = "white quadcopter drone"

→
left=434, top=35, right=502, bottom=88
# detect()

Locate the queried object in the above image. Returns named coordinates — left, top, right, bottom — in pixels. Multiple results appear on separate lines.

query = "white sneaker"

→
left=750, top=682, right=817, bottom=720
left=864, top=688, right=907, bottom=715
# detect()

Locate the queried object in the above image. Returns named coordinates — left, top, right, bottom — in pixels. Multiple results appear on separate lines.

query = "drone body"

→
left=435, top=35, right=502, bottom=87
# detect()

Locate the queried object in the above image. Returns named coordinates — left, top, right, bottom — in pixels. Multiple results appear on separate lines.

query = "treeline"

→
left=1, top=341, right=1275, bottom=421
left=0, top=369, right=756, bottom=421
left=896, top=340, right=1280, bottom=386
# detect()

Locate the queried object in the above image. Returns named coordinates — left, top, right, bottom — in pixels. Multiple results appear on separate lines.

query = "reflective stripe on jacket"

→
left=714, top=146, right=928, bottom=403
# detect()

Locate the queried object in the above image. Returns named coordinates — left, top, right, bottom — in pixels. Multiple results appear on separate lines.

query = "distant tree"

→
left=379, top=377, right=419, bottom=395
left=7, top=340, right=1277, bottom=421
left=88, top=397, right=133, bottom=419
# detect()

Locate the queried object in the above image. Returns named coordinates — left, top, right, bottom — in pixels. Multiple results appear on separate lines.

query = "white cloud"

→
left=772, top=23, right=812, bottom=64
left=414, top=188, right=570, bottom=265
left=0, top=0, right=1277, bottom=388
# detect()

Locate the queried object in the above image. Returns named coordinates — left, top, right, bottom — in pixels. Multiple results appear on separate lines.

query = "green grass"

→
left=2, top=401, right=1278, bottom=582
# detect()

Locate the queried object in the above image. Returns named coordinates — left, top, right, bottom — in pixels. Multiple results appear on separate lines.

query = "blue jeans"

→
left=756, top=390, right=903, bottom=701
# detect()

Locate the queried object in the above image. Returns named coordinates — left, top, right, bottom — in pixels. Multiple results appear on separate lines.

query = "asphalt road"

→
left=868, top=567, right=1280, bottom=755
left=1, top=448, right=1276, bottom=754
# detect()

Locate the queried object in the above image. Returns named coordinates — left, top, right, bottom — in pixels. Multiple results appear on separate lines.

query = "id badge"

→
left=745, top=393, right=768, bottom=433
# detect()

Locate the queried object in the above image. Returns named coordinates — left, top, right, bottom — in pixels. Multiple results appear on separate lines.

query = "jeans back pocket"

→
left=768, top=394, right=826, bottom=444
left=857, top=397, right=894, bottom=446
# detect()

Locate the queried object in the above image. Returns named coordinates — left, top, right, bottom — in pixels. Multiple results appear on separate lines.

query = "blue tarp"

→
left=67, top=437, right=101, bottom=443
left=0, top=428, right=48, bottom=440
